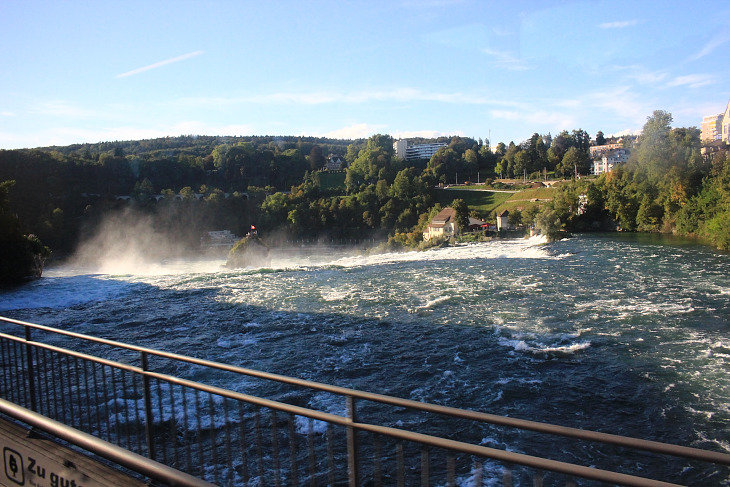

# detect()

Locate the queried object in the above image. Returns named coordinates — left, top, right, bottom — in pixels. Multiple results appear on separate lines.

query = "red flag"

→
left=251, top=225, right=256, bottom=230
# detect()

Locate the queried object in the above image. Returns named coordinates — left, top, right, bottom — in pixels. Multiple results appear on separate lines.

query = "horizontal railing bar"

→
left=354, top=422, right=684, bottom=487
left=140, top=370, right=682, bottom=487
left=0, top=332, right=688, bottom=487
left=0, top=332, right=140, bottom=373
left=0, top=398, right=216, bottom=487
left=3, top=315, right=730, bottom=467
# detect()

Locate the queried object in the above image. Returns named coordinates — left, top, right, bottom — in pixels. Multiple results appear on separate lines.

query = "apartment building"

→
left=592, top=149, right=630, bottom=175
left=393, top=139, right=448, bottom=161
left=702, top=100, right=730, bottom=143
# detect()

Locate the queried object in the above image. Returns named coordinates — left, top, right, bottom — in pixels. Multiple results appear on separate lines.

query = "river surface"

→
left=1, top=234, right=729, bottom=485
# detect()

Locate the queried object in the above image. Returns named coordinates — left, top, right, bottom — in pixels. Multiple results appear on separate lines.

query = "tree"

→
left=571, top=129, right=591, bottom=153
left=495, top=160, right=507, bottom=179
left=462, top=149, right=479, bottom=181
left=513, top=150, right=530, bottom=180
left=542, top=133, right=552, bottom=148
left=428, top=148, right=461, bottom=183
left=558, top=147, right=590, bottom=178
left=451, top=198, right=470, bottom=231
left=508, top=208, right=523, bottom=227
left=534, top=207, right=563, bottom=242
left=595, top=131, right=606, bottom=146
left=366, top=134, right=395, bottom=158
left=309, top=145, right=325, bottom=171
left=1, top=180, right=49, bottom=285
left=633, top=110, right=673, bottom=180
left=499, top=142, right=519, bottom=178
left=179, top=186, right=195, bottom=200
left=345, top=144, right=361, bottom=165
left=533, top=134, right=548, bottom=173
left=636, top=194, right=664, bottom=231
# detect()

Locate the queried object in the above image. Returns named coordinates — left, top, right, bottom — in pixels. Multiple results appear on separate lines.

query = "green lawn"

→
left=434, top=188, right=514, bottom=216
left=506, top=187, right=557, bottom=201
left=318, top=171, right=346, bottom=191
left=435, top=185, right=560, bottom=217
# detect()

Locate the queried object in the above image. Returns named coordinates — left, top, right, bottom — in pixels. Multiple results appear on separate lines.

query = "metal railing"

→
left=0, top=315, right=729, bottom=486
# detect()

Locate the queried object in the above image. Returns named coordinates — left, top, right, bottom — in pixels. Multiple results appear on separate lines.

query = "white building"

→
left=393, top=140, right=448, bottom=161
left=423, top=207, right=459, bottom=241
left=592, top=149, right=630, bottom=175
left=496, top=210, right=510, bottom=231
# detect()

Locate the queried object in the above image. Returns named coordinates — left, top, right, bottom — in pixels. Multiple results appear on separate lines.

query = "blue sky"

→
left=1, top=0, right=729, bottom=149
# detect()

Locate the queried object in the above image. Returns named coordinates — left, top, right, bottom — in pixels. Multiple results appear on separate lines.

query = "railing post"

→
left=141, top=352, right=156, bottom=461
left=346, top=396, right=360, bottom=487
left=24, top=327, right=37, bottom=412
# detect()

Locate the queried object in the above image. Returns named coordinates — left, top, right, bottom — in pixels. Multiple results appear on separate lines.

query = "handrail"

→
left=0, top=340, right=683, bottom=487
left=0, top=398, right=216, bottom=487
left=3, top=315, right=729, bottom=467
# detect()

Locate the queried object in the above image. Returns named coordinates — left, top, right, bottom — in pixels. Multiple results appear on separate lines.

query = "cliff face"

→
left=225, top=235, right=271, bottom=269
left=0, top=233, right=48, bottom=287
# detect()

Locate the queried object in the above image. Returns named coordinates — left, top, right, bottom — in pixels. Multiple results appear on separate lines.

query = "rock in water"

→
left=226, top=235, right=271, bottom=268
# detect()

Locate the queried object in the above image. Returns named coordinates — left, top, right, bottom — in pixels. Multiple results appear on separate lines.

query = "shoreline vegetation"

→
left=1, top=109, right=729, bottom=285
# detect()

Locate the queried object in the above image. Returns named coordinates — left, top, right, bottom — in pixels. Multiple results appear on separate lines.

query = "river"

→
left=1, top=233, right=729, bottom=485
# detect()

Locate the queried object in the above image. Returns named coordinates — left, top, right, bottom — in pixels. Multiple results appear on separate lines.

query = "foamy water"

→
left=1, top=234, right=729, bottom=484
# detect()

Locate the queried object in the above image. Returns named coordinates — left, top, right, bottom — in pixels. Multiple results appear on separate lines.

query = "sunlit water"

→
left=2, top=234, right=729, bottom=484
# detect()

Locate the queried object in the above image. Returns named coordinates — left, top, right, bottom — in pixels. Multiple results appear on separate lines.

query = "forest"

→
left=1, top=109, right=729, bottom=281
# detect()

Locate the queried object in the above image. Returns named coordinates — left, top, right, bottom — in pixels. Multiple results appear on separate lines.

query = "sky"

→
left=1, top=0, right=729, bottom=150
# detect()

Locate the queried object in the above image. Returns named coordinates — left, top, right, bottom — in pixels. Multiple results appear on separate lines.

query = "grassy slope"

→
left=315, top=176, right=559, bottom=218
left=318, top=171, right=346, bottom=191
left=435, top=185, right=559, bottom=217
left=434, top=189, right=514, bottom=216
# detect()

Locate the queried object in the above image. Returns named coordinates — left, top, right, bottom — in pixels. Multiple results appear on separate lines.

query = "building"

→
left=468, top=217, right=492, bottom=231
left=589, top=140, right=623, bottom=158
left=394, top=139, right=409, bottom=161
left=496, top=210, right=510, bottom=231
left=592, top=148, right=630, bottom=175
left=702, top=100, right=730, bottom=143
left=423, top=207, right=459, bottom=241
left=393, top=139, right=448, bottom=161
left=702, top=114, right=723, bottom=142
left=201, top=230, right=240, bottom=251
left=325, top=155, right=346, bottom=171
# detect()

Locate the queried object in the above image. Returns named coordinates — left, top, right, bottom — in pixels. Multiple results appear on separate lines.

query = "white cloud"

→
left=0, top=121, right=254, bottom=149
left=316, top=125, right=460, bottom=141
left=392, top=129, right=458, bottom=139
left=320, top=123, right=387, bottom=139
left=490, top=109, right=576, bottom=134
left=482, top=48, right=531, bottom=71
left=688, top=34, right=730, bottom=61
left=667, top=74, right=716, bottom=89
left=1, top=111, right=15, bottom=117
left=181, top=88, right=499, bottom=107
left=598, top=20, right=638, bottom=29
left=609, top=65, right=668, bottom=85
left=116, top=50, right=204, bottom=78
left=30, top=100, right=99, bottom=118
left=609, top=128, right=642, bottom=137
left=587, top=86, right=646, bottom=117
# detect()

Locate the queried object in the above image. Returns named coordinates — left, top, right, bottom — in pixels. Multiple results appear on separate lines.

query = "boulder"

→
left=225, top=235, right=271, bottom=268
